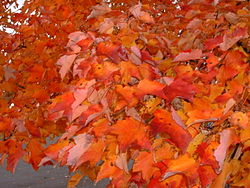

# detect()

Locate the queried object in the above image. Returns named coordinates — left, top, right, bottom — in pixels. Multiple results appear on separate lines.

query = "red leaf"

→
left=198, top=165, right=217, bottom=188
left=219, top=27, right=249, bottom=51
left=196, top=142, right=219, bottom=170
left=25, top=120, right=41, bottom=138
left=96, top=42, right=121, bottom=63
left=205, top=35, right=223, bottom=50
left=151, top=109, right=192, bottom=151
left=120, top=61, right=141, bottom=84
left=173, top=49, right=202, bottom=62
left=48, top=92, right=75, bottom=120
left=92, top=61, right=119, bottom=81
left=77, top=38, right=94, bottom=52
left=164, top=78, right=197, bottom=102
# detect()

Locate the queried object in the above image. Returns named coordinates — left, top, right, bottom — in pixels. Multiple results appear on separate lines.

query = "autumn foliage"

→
left=0, top=0, right=249, bottom=187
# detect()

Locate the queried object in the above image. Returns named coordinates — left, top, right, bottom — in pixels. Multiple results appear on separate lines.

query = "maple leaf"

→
left=67, top=172, right=84, bottom=188
left=26, top=139, right=45, bottom=170
left=87, top=3, right=111, bottom=19
left=162, top=154, right=199, bottom=183
left=198, top=165, right=217, bottom=188
left=4, top=139, right=25, bottom=173
left=56, top=54, right=77, bottom=79
left=164, top=78, right=197, bottom=102
left=139, top=63, right=158, bottom=80
left=151, top=109, right=192, bottom=151
left=111, top=118, right=151, bottom=152
left=73, top=58, right=92, bottom=78
left=206, top=53, right=219, bottom=71
left=216, top=50, right=247, bottom=83
left=1, top=0, right=250, bottom=187
left=92, top=118, right=111, bottom=138
left=133, top=151, right=158, bottom=182
left=67, top=133, right=93, bottom=167
left=91, top=61, right=119, bottom=81
left=25, top=120, right=41, bottom=138
left=211, top=160, right=241, bottom=188
left=71, top=79, right=96, bottom=120
left=119, top=61, right=141, bottom=84
left=205, top=35, right=223, bottom=50
left=48, top=92, right=75, bottom=121
left=3, top=65, right=16, bottom=81
left=196, top=142, right=219, bottom=170
left=219, top=27, right=249, bottom=51
left=77, top=37, right=94, bottom=52
left=173, top=49, right=202, bottom=62
left=96, top=42, right=121, bottom=63
left=68, top=31, right=88, bottom=43
left=214, top=128, right=239, bottom=171
left=115, top=152, right=129, bottom=173
left=96, top=159, right=131, bottom=186
left=26, top=64, right=45, bottom=83
left=230, top=111, right=248, bottom=128
left=129, top=2, right=155, bottom=24
left=136, top=79, right=166, bottom=99
left=115, top=85, right=138, bottom=107
left=75, top=139, right=105, bottom=169
left=0, top=118, right=14, bottom=133
left=43, top=140, right=70, bottom=161
left=98, top=18, right=114, bottom=34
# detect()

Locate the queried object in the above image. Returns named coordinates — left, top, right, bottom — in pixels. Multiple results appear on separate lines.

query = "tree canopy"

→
left=0, top=0, right=249, bottom=187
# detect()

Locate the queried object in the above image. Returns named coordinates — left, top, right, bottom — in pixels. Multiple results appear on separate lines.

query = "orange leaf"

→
left=44, top=140, right=69, bottom=161
left=136, top=79, right=166, bottom=99
left=26, top=139, right=45, bottom=170
left=76, top=139, right=105, bottom=168
left=162, top=154, right=199, bottom=182
left=5, top=140, right=25, bottom=173
left=115, top=85, right=138, bottom=107
left=230, top=111, right=249, bottom=128
left=67, top=172, right=84, bottom=188
left=120, top=61, right=141, bottom=84
left=111, top=118, right=151, bottom=152
left=133, top=151, right=158, bottom=182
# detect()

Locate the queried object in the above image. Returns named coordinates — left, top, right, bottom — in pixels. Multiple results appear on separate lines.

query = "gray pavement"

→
left=0, top=161, right=109, bottom=188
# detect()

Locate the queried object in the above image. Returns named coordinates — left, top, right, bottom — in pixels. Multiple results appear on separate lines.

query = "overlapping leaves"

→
left=0, top=0, right=249, bottom=187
